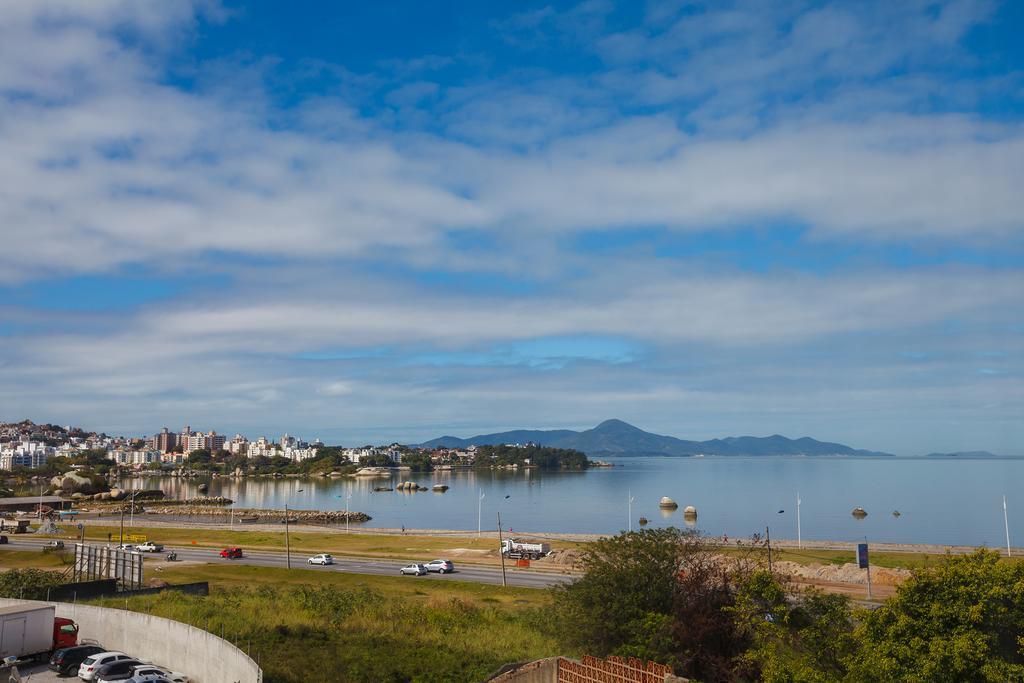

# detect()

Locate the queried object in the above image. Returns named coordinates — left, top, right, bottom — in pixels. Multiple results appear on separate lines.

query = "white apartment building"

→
left=0, top=440, right=55, bottom=470
left=113, top=449, right=161, bottom=466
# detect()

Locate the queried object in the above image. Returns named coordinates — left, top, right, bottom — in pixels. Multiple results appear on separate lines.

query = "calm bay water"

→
left=124, top=456, right=1024, bottom=547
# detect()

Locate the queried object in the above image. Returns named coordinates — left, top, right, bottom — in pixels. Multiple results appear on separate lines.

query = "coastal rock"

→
left=659, top=496, right=679, bottom=509
left=851, top=507, right=868, bottom=518
left=683, top=505, right=697, bottom=517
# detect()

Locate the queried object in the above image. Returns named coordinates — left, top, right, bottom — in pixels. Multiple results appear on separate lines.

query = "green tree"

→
left=185, top=448, right=212, bottom=468
left=552, top=528, right=704, bottom=668
left=0, top=568, right=64, bottom=600
left=846, top=550, right=1024, bottom=682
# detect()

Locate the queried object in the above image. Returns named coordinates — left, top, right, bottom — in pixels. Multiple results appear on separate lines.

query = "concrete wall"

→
left=488, top=657, right=558, bottom=683
left=0, top=598, right=261, bottom=683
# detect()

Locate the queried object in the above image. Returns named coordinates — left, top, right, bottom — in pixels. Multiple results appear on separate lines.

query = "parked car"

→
left=219, top=547, right=243, bottom=559
left=127, top=665, right=191, bottom=683
left=47, top=540, right=65, bottom=549
left=307, top=553, right=333, bottom=565
left=78, top=651, right=131, bottom=681
left=135, top=541, right=163, bottom=552
left=94, top=657, right=143, bottom=681
left=400, top=563, right=428, bottom=576
left=49, top=644, right=106, bottom=676
left=425, top=559, right=455, bottom=574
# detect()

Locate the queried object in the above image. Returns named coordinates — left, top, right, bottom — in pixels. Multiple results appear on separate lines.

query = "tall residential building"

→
left=154, top=427, right=177, bottom=453
left=204, top=431, right=226, bottom=452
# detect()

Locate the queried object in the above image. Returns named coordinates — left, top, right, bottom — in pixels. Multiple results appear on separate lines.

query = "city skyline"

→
left=1, top=2, right=1022, bottom=455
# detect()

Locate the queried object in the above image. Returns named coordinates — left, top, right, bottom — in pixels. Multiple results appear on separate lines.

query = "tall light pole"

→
left=129, top=490, right=141, bottom=527
left=797, top=492, right=802, bottom=549
left=1004, top=495, right=1012, bottom=558
left=120, top=491, right=142, bottom=545
left=284, top=488, right=303, bottom=569
left=477, top=490, right=485, bottom=538
left=346, top=493, right=352, bottom=533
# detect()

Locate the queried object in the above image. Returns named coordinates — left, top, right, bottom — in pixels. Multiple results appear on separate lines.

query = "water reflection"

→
left=118, top=456, right=1024, bottom=547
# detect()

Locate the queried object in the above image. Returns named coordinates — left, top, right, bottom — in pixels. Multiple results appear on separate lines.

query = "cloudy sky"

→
left=1, top=0, right=1022, bottom=454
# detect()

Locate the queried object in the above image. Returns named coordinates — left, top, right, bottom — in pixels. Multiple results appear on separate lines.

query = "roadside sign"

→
left=126, top=534, right=147, bottom=543
left=857, top=542, right=869, bottom=569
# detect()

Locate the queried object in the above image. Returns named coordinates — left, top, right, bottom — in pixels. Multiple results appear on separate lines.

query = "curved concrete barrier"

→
left=0, top=598, right=261, bottom=683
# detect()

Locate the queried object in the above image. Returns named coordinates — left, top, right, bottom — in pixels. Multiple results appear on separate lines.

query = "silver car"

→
left=400, top=563, right=427, bottom=576
left=425, top=559, right=454, bottom=574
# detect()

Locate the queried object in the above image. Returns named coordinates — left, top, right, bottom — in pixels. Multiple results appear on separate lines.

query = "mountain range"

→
left=419, top=419, right=894, bottom=457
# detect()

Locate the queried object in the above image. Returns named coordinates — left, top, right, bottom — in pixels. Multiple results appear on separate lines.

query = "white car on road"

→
left=136, top=541, right=164, bottom=552
left=308, top=553, right=334, bottom=565
left=400, top=563, right=428, bottom=576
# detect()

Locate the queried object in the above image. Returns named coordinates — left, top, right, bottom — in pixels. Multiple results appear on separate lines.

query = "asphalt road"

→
left=1, top=537, right=573, bottom=589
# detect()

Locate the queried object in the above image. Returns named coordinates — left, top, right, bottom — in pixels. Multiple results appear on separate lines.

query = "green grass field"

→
left=94, top=564, right=560, bottom=683
left=0, top=548, right=70, bottom=569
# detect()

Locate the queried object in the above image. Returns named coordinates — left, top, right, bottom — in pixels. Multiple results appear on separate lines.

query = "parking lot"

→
left=3, top=661, right=63, bottom=681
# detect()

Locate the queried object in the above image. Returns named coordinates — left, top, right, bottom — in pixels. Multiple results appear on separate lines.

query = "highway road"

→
left=1, top=536, right=574, bottom=589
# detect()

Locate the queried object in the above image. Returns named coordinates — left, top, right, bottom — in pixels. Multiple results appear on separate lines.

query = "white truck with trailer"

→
left=0, top=604, right=79, bottom=662
left=500, top=538, right=551, bottom=560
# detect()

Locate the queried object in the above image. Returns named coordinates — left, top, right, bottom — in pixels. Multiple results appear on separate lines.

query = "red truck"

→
left=0, top=604, right=78, bottom=662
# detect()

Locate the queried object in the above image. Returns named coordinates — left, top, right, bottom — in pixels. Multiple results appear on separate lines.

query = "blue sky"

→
left=0, top=0, right=1022, bottom=454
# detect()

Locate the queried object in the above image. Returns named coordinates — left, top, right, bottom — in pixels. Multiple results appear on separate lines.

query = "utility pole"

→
left=497, top=511, right=507, bottom=587
left=346, top=494, right=351, bottom=533
left=765, top=526, right=772, bottom=573
left=797, top=492, right=802, bottom=549
left=1004, top=495, right=1012, bottom=558
left=119, top=506, right=125, bottom=547
left=285, top=489, right=303, bottom=570
left=284, top=501, right=291, bottom=569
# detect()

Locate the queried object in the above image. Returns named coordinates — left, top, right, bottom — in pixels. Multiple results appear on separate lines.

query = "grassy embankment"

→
left=0, top=549, right=69, bottom=569
left=93, top=563, right=561, bottom=683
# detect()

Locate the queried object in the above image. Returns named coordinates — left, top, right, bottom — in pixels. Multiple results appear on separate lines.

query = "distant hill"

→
left=924, top=450, right=1002, bottom=458
left=419, top=419, right=893, bottom=457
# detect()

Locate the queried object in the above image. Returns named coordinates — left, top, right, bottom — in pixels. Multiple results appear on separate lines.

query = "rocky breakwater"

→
left=142, top=502, right=371, bottom=524
left=157, top=496, right=233, bottom=506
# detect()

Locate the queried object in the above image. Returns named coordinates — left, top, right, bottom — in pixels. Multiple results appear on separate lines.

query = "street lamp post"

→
left=346, top=494, right=352, bottom=533
left=477, top=490, right=485, bottom=538
left=120, top=491, right=142, bottom=546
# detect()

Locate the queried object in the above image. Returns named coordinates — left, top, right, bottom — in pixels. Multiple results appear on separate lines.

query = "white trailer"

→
left=500, top=538, right=551, bottom=560
left=0, top=604, right=57, bottom=661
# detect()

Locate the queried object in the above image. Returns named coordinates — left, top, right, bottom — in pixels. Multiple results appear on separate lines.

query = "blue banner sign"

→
left=857, top=543, right=869, bottom=569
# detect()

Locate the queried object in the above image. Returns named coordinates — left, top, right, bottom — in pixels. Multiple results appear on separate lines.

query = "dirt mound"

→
left=539, top=548, right=584, bottom=570
left=773, top=561, right=910, bottom=586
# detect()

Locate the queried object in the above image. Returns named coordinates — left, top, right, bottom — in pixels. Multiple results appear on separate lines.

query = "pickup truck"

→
left=0, top=604, right=78, bottom=662
left=136, top=541, right=164, bottom=552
